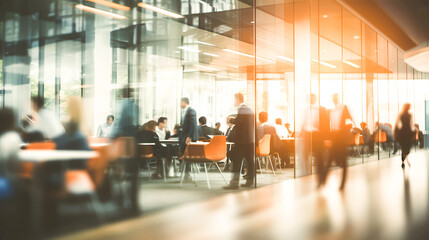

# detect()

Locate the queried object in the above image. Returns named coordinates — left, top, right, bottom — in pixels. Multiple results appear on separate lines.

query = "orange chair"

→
left=21, top=142, right=56, bottom=178
left=374, top=130, right=387, bottom=143
left=180, top=136, right=228, bottom=189
left=253, top=134, right=275, bottom=176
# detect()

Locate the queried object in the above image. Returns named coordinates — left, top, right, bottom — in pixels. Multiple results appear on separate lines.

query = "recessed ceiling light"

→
left=196, top=41, right=216, bottom=46
left=85, top=0, right=130, bottom=11
left=137, top=2, right=184, bottom=18
left=178, top=46, right=200, bottom=53
left=353, top=35, right=360, bottom=39
left=223, top=49, right=254, bottom=58
left=312, top=59, right=336, bottom=68
left=202, top=52, right=220, bottom=57
left=250, top=21, right=254, bottom=24
left=75, top=4, right=127, bottom=19
left=322, top=15, right=328, bottom=18
left=343, top=60, right=360, bottom=68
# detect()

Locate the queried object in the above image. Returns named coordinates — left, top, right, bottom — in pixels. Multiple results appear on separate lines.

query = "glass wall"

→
left=1, top=0, right=428, bottom=183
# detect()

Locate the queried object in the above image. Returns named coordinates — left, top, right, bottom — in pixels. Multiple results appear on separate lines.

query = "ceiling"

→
left=339, top=0, right=429, bottom=51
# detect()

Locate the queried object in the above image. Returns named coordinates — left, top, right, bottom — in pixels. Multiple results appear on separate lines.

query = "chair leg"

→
left=192, top=163, right=198, bottom=187
left=239, top=159, right=244, bottom=175
left=275, top=153, right=282, bottom=173
left=89, top=192, right=104, bottom=223
left=162, top=159, right=167, bottom=183
left=215, top=162, right=228, bottom=185
left=268, top=156, right=276, bottom=176
left=204, top=163, right=211, bottom=190
left=147, top=160, right=151, bottom=182
left=257, top=157, right=264, bottom=177
left=180, top=162, right=187, bottom=187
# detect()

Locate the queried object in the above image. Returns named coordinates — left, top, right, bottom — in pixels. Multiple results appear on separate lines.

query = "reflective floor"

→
left=59, top=150, right=429, bottom=240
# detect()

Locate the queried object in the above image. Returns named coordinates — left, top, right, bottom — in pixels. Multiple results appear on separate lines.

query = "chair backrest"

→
left=26, top=141, right=56, bottom=150
left=109, top=137, right=135, bottom=160
left=374, top=130, right=386, bottom=143
left=349, top=133, right=360, bottom=146
left=139, top=145, right=154, bottom=158
left=87, top=145, right=110, bottom=187
left=258, top=134, right=271, bottom=156
left=204, top=136, right=227, bottom=161
left=88, top=137, right=110, bottom=145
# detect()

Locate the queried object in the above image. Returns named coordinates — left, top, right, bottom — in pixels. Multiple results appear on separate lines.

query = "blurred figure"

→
left=394, top=103, right=414, bottom=168
left=224, top=93, right=255, bottom=189
left=300, top=94, right=329, bottom=183
left=170, top=124, right=181, bottom=139
left=156, top=117, right=170, bottom=140
left=53, top=97, right=91, bottom=151
left=137, top=120, right=168, bottom=179
left=179, top=98, right=198, bottom=181
left=414, top=124, right=424, bottom=149
left=327, top=93, right=353, bottom=190
left=374, top=122, right=398, bottom=153
left=0, top=108, right=23, bottom=170
left=225, top=117, right=236, bottom=141
left=111, top=86, right=139, bottom=138
left=198, top=116, right=215, bottom=140
left=26, top=96, right=64, bottom=139
left=274, top=118, right=288, bottom=138
left=284, top=123, right=294, bottom=137
left=214, top=122, right=223, bottom=135
left=258, top=111, right=276, bottom=135
left=96, top=115, right=114, bottom=137
left=360, top=122, right=373, bottom=154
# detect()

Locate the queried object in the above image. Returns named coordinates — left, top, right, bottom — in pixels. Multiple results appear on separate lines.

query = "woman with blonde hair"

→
left=394, top=103, right=414, bottom=168
left=53, top=96, right=91, bottom=150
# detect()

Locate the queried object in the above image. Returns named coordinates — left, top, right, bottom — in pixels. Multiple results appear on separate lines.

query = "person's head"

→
left=332, top=93, right=340, bottom=105
left=275, top=118, right=282, bottom=125
left=228, top=117, right=236, bottom=127
left=142, top=120, right=157, bottom=132
left=199, top=116, right=207, bottom=126
left=215, top=122, right=221, bottom=130
left=401, top=103, right=411, bottom=114
left=31, top=96, right=45, bottom=112
left=66, top=96, right=87, bottom=134
left=180, top=97, right=189, bottom=109
left=310, top=93, right=317, bottom=105
left=0, top=108, right=16, bottom=135
left=360, top=122, right=367, bottom=129
left=157, top=117, right=167, bottom=129
left=106, top=115, right=114, bottom=126
left=173, top=123, right=181, bottom=134
left=259, top=111, right=268, bottom=123
left=375, top=121, right=379, bottom=128
left=415, top=123, right=420, bottom=130
left=285, top=123, right=291, bottom=129
left=234, top=93, right=244, bottom=107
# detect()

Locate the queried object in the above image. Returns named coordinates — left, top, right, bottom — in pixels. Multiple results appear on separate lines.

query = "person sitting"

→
left=137, top=120, right=168, bottom=179
left=373, top=122, right=398, bottom=153
left=415, top=124, right=424, bottom=149
left=258, top=111, right=276, bottom=139
left=96, top=115, right=114, bottom=138
left=284, top=123, right=294, bottom=138
left=226, top=118, right=236, bottom=142
left=214, top=122, right=223, bottom=135
left=156, top=117, right=170, bottom=140
left=361, top=122, right=373, bottom=154
left=0, top=108, right=23, bottom=171
left=26, top=96, right=65, bottom=139
left=198, top=116, right=215, bottom=140
left=169, top=124, right=181, bottom=139
left=274, top=118, right=288, bottom=138
left=53, top=97, right=91, bottom=151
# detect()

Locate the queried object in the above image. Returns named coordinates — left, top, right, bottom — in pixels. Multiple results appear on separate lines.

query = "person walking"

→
left=394, top=103, right=414, bottom=168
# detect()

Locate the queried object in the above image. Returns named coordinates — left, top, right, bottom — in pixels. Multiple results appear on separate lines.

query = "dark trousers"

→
left=326, top=130, right=348, bottom=188
left=230, top=143, right=255, bottom=184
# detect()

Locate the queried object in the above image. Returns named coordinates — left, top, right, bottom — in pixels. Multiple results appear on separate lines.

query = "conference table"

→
left=18, top=150, right=98, bottom=239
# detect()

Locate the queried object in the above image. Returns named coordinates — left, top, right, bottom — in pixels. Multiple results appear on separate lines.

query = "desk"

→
left=160, top=139, right=179, bottom=144
left=138, top=143, right=155, bottom=146
left=189, top=141, right=235, bottom=145
left=18, top=149, right=98, bottom=239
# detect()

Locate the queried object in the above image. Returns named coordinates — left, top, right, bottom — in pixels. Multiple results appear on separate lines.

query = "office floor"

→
left=58, top=150, right=429, bottom=240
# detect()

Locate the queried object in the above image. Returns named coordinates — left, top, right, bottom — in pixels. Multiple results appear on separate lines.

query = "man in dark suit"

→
left=214, top=122, right=223, bottom=135
left=224, top=93, right=256, bottom=189
left=198, top=116, right=215, bottom=140
left=179, top=97, right=199, bottom=155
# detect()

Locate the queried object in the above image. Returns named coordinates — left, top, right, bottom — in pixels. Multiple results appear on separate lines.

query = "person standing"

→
left=394, top=103, right=414, bottom=168
left=224, top=93, right=255, bottom=189
left=179, top=98, right=199, bottom=155
left=328, top=93, right=353, bottom=190
left=26, top=96, right=65, bottom=139
left=96, top=115, right=114, bottom=137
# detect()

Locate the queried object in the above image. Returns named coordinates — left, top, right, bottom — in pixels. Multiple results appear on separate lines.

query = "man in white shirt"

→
left=274, top=118, right=289, bottom=138
left=96, top=115, right=114, bottom=137
left=27, top=96, right=65, bottom=139
left=156, top=117, right=170, bottom=140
